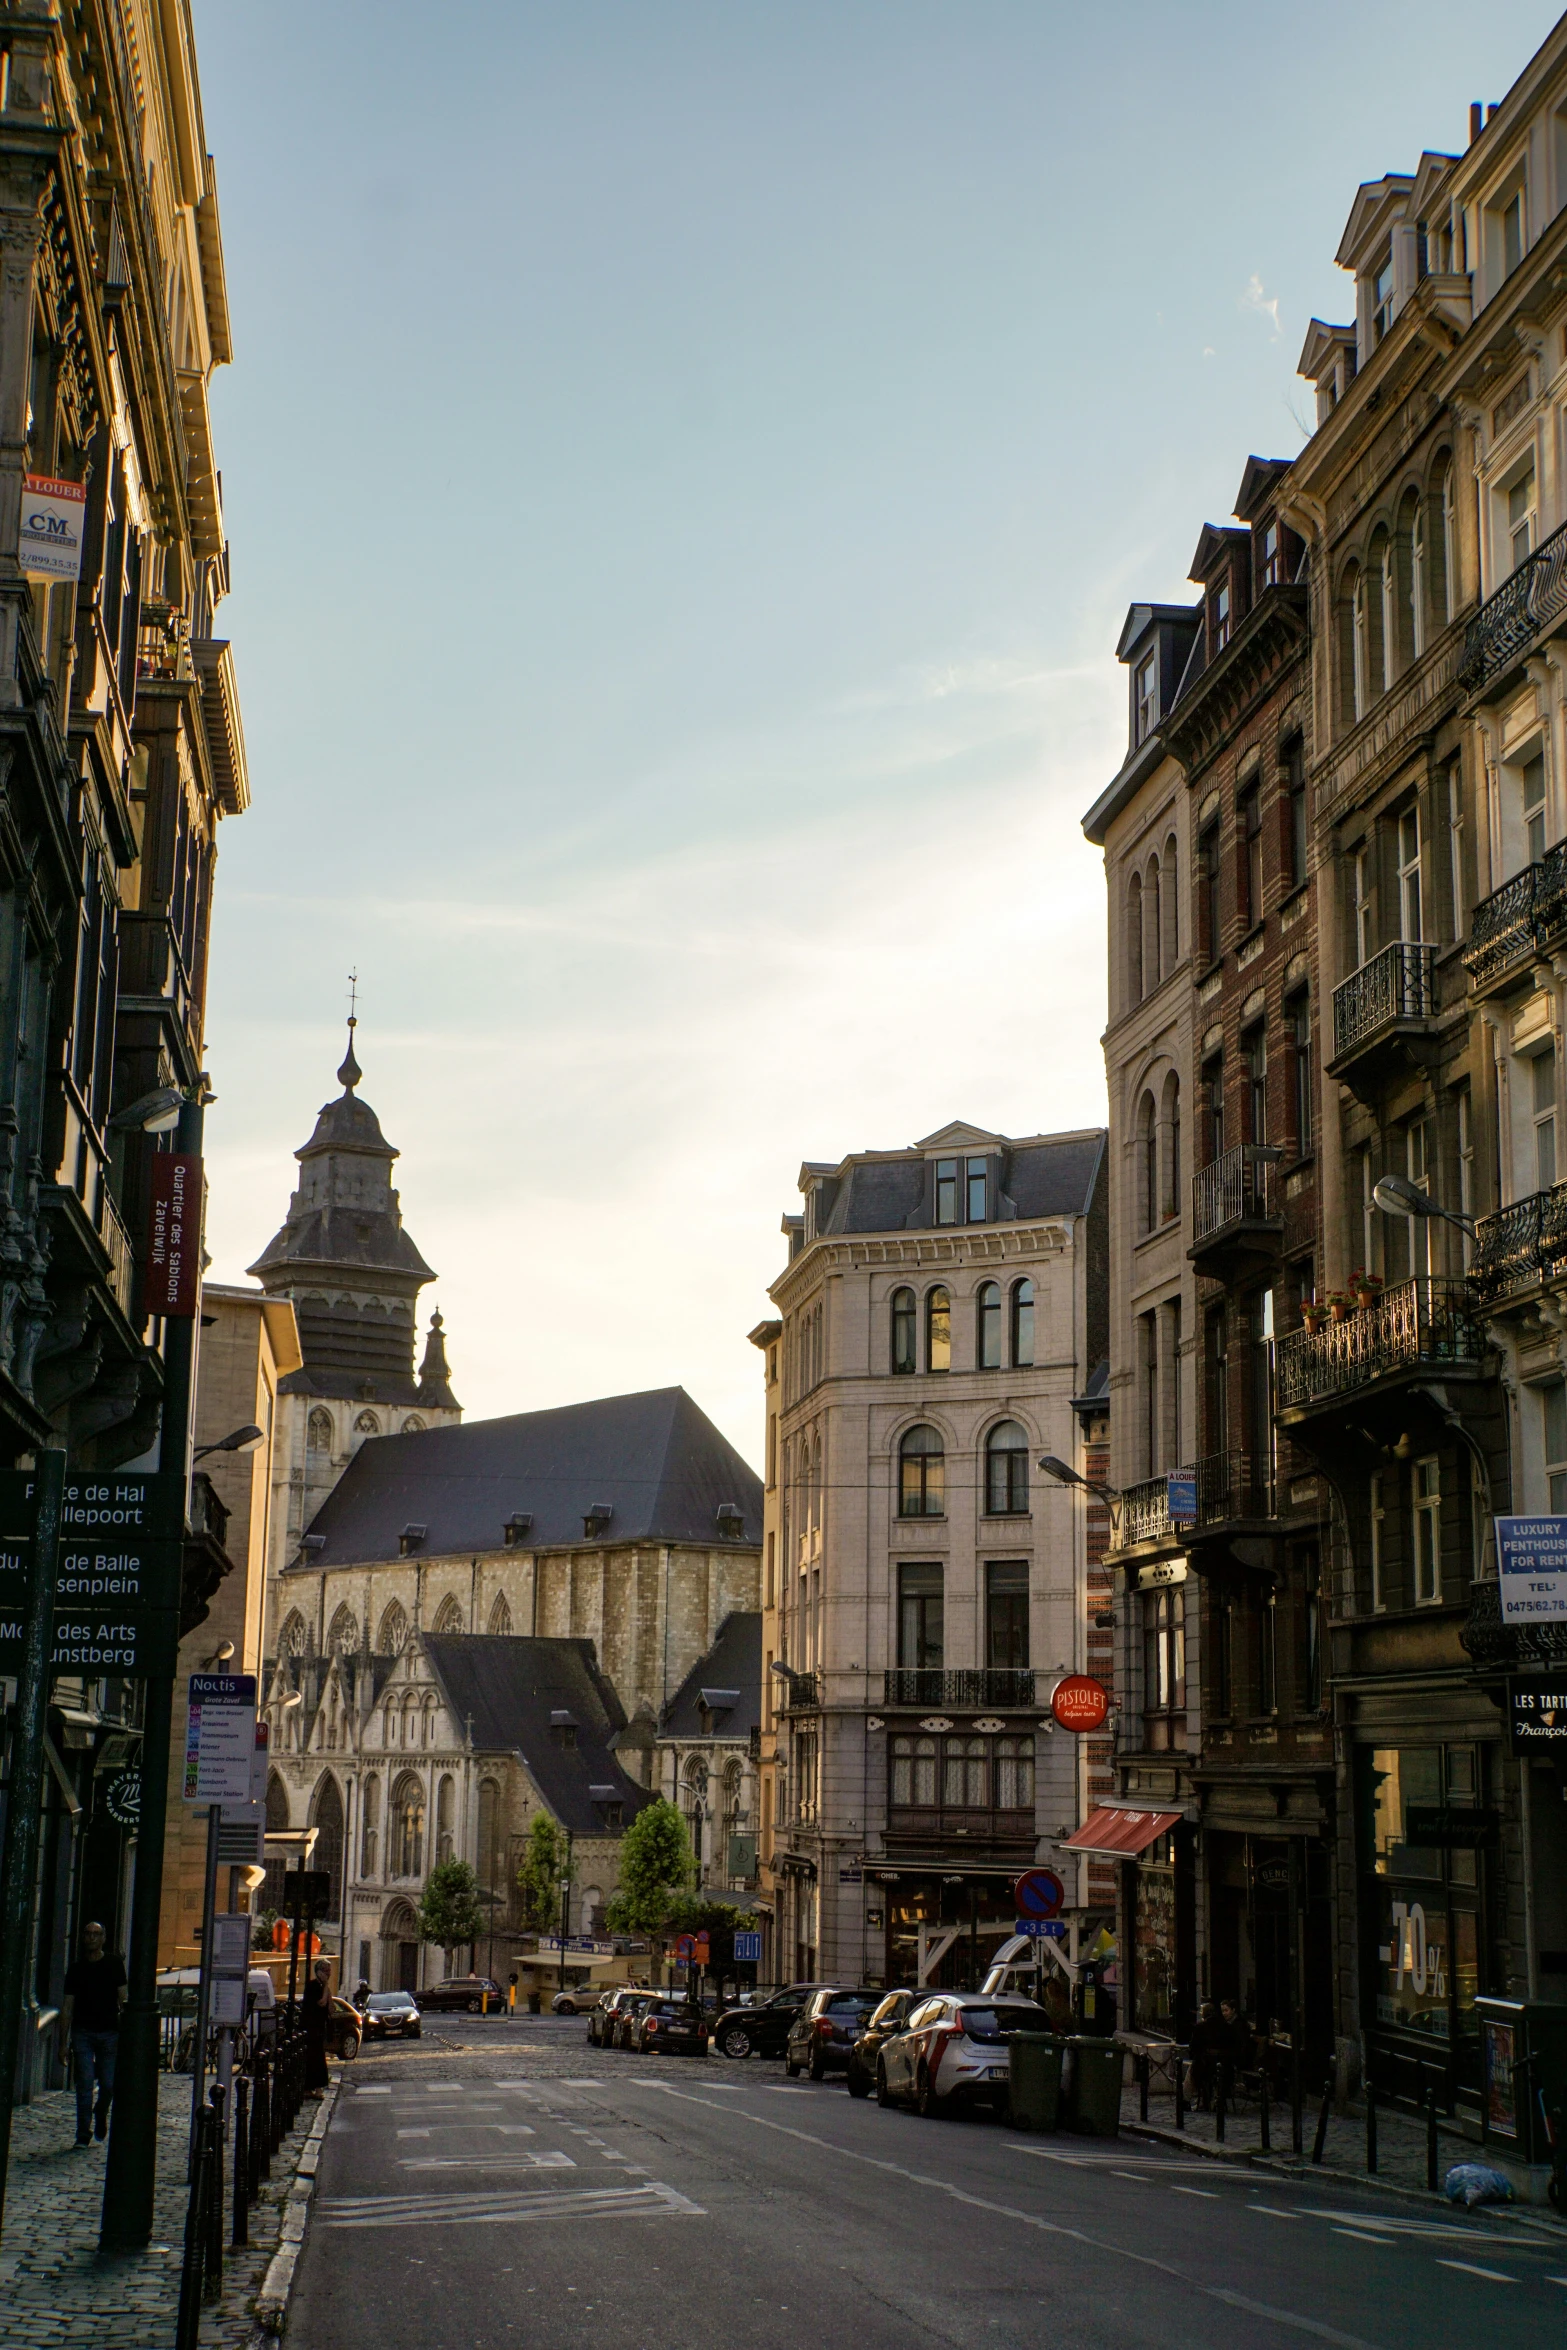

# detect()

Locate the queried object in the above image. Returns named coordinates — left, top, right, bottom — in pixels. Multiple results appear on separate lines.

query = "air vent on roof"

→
left=503, top=1512, right=533, bottom=1546
left=715, top=1502, right=745, bottom=1538
left=699, top=1689, right=741, bottom=1711
left=587, top=1784, right=617, bottom=1797
left=399, top=1522, right=427, bottom=1556
left=582, top=1503, right=613, bottom=1537
left=298, top=1534, right=325, bottom=1559
left=549, top=1710, right=577, bottom=1727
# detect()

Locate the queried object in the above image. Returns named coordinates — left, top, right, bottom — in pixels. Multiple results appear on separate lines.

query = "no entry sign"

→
left=1051, top=1674, right=1110, bottom=1733
left=1013, top=1868, right=1064, bottom=1921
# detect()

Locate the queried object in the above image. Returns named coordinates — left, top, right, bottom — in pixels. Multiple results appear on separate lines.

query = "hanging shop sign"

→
left=1051, top=1674, right=1110, bottom=1733
left=145, top=1153, right=203, bottom=1318
left=1495, top=1515, right=1567, bottom=1622
left=18, top=473, right=87, bottom=581
left=102, top=1768, right=141, bottom=1827
left=1135, top=1558, right=1188, bottom=1590
left=1165, top=1469, right=1197, bottom=1526
left=1508, top=1676, right=1567, bottom=1749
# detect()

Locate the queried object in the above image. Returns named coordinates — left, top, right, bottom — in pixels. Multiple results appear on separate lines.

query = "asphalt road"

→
left=290, top=2015, right=1567, bottom=2350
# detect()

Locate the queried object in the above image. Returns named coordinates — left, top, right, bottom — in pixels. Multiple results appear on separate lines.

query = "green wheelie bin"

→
left=1062, top=2036, right=1125, bottom=2136
left=1006, top=2034, right=1064, bottom=2131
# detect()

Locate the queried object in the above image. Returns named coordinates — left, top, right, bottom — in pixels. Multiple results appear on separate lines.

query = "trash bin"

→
left=1006, top=2034, right=1064, bottom=2131
left=1477, top=1996, right=1567, bottom=2166
left=527, top=1988, right=542, bottom=2015
left=1062, top=2035, right=1124, bottom=2136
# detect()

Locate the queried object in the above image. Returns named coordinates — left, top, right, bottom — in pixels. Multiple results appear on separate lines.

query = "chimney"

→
left=1470, top=101, right=1482, bottom=145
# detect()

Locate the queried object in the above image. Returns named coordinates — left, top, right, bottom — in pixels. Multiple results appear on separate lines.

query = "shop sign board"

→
left=18, top=473, right=87, bottom=581
left=1166, top=1469, right=1197, bottom=1526
left=1508, top=1677, right=1567, bottom=1749
left=1495, top=1515, right=1567, bottom=1621
left=1050, top=1674, right=1110, bottom=1733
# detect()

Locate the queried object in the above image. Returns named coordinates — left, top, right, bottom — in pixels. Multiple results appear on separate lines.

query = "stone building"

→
left=656, top=1610, right=762, bottom=1898
left=757, top=1121, right=1108, bottom=1988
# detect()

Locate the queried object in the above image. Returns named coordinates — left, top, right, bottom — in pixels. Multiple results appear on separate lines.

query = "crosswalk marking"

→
left=318, top=2181, right=703, bottom=2230
left=1333, top=2230, right=1394, bottom=2246
left=1436, top=2261, right=1516, bottom=2284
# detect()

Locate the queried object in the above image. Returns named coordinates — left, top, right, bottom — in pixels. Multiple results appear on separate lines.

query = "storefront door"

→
left=1359, top=1741, right=1490, bottom=2102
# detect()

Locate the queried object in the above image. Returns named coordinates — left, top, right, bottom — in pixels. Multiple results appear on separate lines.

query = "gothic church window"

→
left=377, top=1601, right=408, bottom=1654
left=431, top=1594, right=464, bottom=1634
left=487, top=1593, right=513, bottom=1635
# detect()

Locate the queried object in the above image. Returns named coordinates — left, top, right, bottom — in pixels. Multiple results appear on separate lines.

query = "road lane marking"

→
left=397, top=2129, right=432, bottom=2139
left=1250, top=2207, right=1304, bottom=2220
left=1169, top=2186, right=1218, bottom=2200
left=494, top=2126, right=535, bottom=2137
left=1436, top=2261, right=1516, bottom=2283
left=1333, top=2231, right=1394, bottom=2246
left=631, top=2080, right=1384, bottom=2350
left=401, top=2153, right=576, bottom=2170
left=318, top=2182, right=703, bottom=2229
left=1111, top=2170, right=1153, bottom=2182
left=1005, top=2148, right=1246, bottom=2176
left=354, top=2087, right=391, bottom=2096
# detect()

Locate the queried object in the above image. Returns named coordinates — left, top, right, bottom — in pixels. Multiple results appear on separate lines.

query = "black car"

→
left=630, top=1997, right=708, bottom=2058
left=844, top=1989, right=916, bottom=2097
left=360, top=1990, right=422, bottom=2041
left=417, top=1974, right=504, bottom=2014
left=712, top=1983, right=822, bottom=2060
left=785, top=1988, right=883, bottom=2081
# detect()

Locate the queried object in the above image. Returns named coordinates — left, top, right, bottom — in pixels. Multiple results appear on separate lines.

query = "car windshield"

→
left=366, top=1995, right=413, bottom=2012
left=823, top=1993, right=880, bottom=2016
left=958, top=2002, right=1047, bottom=2042
left=869, top=1995, right=907, bottom=2026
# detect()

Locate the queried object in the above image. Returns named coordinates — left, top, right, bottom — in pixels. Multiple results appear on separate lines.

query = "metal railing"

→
left=780, top=1672, right=820, bottom=1710
left=1470, top=1180, right=1567, bottom=1305
left=1460, top=1576, right=1567, bottom=1668
left=1332, top=941, right=1435, bottom=1061
left=1275, top=1276, right=1481, bottom=1409
left=881, top=1668, right=1036, bottom=1708
left=1192, top=1143, right=1280, bottom=1247
left=1459, top=518, right=1567, bottom=692
left=1118, top=1450, right=1268, bottom=1548
left=1462, top=840, right=1567, bottom=988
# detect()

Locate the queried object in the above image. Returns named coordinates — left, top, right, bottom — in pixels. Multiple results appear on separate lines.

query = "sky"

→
left=192, top=0, right=1563, bottom=1467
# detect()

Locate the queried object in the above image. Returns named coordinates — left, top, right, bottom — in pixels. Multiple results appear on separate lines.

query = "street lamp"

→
left=193, top=1422, right=264, bottom=1461
left=1037, top=1454, right=1124, bottom=1539
left=1371, top=1172, right=1475, bottom=1238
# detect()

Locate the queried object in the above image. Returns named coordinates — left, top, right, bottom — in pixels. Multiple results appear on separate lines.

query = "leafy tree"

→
left=602, top=1799, right=691, bottom=1942
left=251, top=1908, right=279, bottom=1953
left=663, top=1894, right=759, bottom=1974
left=417, top=1858, right=485, bottom=1953
left=517, top=1813, right=571, bottom=1931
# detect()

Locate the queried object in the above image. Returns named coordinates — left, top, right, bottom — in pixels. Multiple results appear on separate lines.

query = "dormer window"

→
left=934, top=1158, right=958, bottom=1224
left=966, top=1157, right=988, bottom=1222
left=1134, top=649, right=1157, bottom=745
left=1259, top=522, right=1282, bottom=591
left=1504, top=188, right=1525, bottom=278
left=550, top=1710, right=578, bottom=1750
left=1371, top=256, right=1395, bottom=345
left=1210, top=581, right=1230, bottom=652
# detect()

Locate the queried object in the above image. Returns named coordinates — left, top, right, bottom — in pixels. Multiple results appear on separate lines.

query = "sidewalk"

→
left=0, top=2068, right=328, bottom=2350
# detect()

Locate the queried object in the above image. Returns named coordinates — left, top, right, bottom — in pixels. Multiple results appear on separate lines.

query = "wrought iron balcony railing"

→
left=780, top=1671, right=820, bottom=1710
left=1460, top=1576, right=1567, bottom=1668
left=882, top=1668, right=1036, bottom=1709
left=1116, top=1449, right=1270, bottom=1548
left=1459, top=518, right=1567, bottom=694
left=1332, top=940, right=1435, bottom=1062
left=1274, top=1277, right=1481, bottom=1410
left=1470, top=1181, right=1567, bottom=1306
left=1192, top=1143, right=1280, bottom=1247
left=1462, top=842, right=1567, bottom=989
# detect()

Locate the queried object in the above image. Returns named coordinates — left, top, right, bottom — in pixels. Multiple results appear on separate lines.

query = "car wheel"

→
left=411, top=2025, right=421, bottom=2038
left=720, top=2026, right=752, bottom=2059
left=341, top=2034, right=359, bottom=2061
left=808, top=2051, right=826, bottom=2083
left=467, top=1998, right=482, bottom=2014
left=915, top=2064, right=938, bottom=2119
left=847, top=2065, right=870, bottom=2099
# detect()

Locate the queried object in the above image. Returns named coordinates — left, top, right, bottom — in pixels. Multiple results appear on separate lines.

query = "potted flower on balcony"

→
left=1300, top=1299, right=1326, bottom=1334
left=1324, top=1290, right=1354, bottom=1323
left=1350, top=1269, right=1383, bottom=1310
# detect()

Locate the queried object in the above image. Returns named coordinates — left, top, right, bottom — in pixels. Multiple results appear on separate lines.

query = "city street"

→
left=289, top=2018, right=1567, bottom=2350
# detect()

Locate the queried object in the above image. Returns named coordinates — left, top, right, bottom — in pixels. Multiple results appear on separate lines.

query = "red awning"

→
left=1063, top=1806, right=1183, bottom=1857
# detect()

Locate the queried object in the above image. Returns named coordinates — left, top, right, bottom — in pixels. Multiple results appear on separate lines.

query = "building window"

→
left=393, top=1775, right=425, bottom=1879
left=1503, top=187, right=1525, bottom=277
left=1244, top=1027, right=1266, bottom=1145
left=1258, top=1588, right=1278, bottom=1714
left=1011, top=1279, right=1035, bottom=1367
left=1203, top=1052, right=1224, bottom=1164
left=966, top=1156, right=989, bottom=1223
left=891, top=1287, right=916, bottom=1375
left=1372, top=254, right=1395, bottom=343
left=1456, top=1085, right=1474, bottom=1267
left=1211, top=579, right=1231, bottom=652
left=994, top=1734, right=1034, bottom=1810
left=1199, top=820, right=1222, bottom=964
left=1543, top=1380, right=1567, bottom=1511
left=765, top=1531, right=775, bottom=1609
left=1283, top=738, right=1307, bottom=890
left=926, top=1287, right=951, bottom=1373
left=1141, top=1309, right=1159, bottom=1479
left=1142, top=1585, right=1185, bottom=1749
left=986, top=1561, right=1029, bottom=1668
left=977, top=1281, right=1002, bottom=1369
left=898, top=1426, right=945, bottom=1519
left=1138, top=1090, right=1157, bottom=1233
left=1398, top=808, right=1423, bottom=941
left=1288, top=996, right=1312, bottom=1155
left=1163, top=1075, right=1182, bottom=1220
left=1303, top=1548, right=1323, bottom=1710
left=1508, top=467, right=1536, bottom=573
left=984, top=1421, right=1029, bottom=1515
left=1406, top=1118, right=1432, bottom=1281
left=1409, top=496, right=1426, bottom=660
left=897, top=1560, right=944, bottom=1663
left=1351, top=567, right=1368, bottom=721
left=1134, top=649, right=1157, bottom=744
left=1352, top=844, right=1373, bottom=968
left=889, top=1733, right=938, bottom=1808
left=934, top=1158, right=958, bottom=1225
left=361, top=1775, right=380, bottom=1877
left=1127, top=870, right=1144, bottom=1005
left=1523, top=752, right=1547, bottom=866
left=1448, top=759, right=1465, bottom=933
left=1533, top=1047, right=1558, bottom=1191
left=1412, top=1456, right=1442, bottom=1604
left=1204, top=1306, right=1228, bottom=1456
left=1239, top=783, right=1263, bottom=929
left=436, top=1774, right=455, bottom=1866
left=1259, top=519, right=1282, bottom=590
left=1213, top=1592, right=1234, bottom=1715
left=1370, top=1470, right=1386, bottom=1611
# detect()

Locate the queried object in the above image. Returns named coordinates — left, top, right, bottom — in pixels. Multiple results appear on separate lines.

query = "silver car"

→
left=875, top=1992, right=1049, bottom=2116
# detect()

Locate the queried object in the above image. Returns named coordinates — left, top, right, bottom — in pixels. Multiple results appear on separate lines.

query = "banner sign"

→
left=1166, top=1469, right=1197, bottom=1526
left=184, top=1674, right=258, bottom=1802
left=145, top=1153, right=202, bottom=1318
left=18, top=473, right=87, bottom=581
left=1495, top=1516, right=1567, bottom=1622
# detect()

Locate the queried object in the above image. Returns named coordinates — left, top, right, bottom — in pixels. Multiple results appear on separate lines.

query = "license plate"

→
left=986, top=2066, right=1008, bottom=2080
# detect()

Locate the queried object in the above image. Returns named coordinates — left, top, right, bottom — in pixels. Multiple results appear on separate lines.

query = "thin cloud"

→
left=1241, top=271, right=1282, bottom=339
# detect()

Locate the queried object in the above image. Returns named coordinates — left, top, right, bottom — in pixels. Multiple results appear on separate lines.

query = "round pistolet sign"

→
left=1051, top=1674, right=1109, bottom=1733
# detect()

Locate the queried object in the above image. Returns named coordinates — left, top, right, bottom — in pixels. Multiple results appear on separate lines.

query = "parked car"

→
left=360, top=1991, right=422, bottom=2041
left=630, top=1997, right=708, bottom=2058
left=712, top=1984, right=822, bottom=2060
left=844, top=1989, right=918, bottom=2098
left=785, top=1988, right=883, bottom=2081
left=327, top=1995, right=363, bottom=2059
left=588, top=1988, right=632, bottom=2046
left=876, top=1993, right=1049, bottom=2116
left=551, top=1988, right=585, bottom=2014
left=610, top=1990, right=659, bottom=2048
left=417, top=1974, right=504, bottom=2014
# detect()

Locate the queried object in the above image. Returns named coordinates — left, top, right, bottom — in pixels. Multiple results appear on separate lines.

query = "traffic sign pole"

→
left=0, top=1449, right=65, bottom=2244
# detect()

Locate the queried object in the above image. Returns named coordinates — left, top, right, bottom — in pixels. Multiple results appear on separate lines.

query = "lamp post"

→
left=1371, top=1172, right=1476, bottom=1243
left=557, top=1831, right=573, bottom=2004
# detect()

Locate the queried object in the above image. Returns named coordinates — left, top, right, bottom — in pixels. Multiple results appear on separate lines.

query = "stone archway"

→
left=379, top=1897, right=420, bottom=1993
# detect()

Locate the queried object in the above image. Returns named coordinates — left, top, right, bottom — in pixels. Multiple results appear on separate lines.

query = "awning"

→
left=1063, top=1806, right=1183, bottom=1857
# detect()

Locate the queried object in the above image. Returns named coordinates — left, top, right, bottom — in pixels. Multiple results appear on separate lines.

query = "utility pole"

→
left=557, top=1831, right=573, bottom=2003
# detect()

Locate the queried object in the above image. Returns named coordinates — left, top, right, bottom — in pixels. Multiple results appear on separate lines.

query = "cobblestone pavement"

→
left=0, top=2065, right=328, bottom=2350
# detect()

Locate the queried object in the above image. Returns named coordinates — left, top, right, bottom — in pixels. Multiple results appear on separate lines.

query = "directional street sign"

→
left=0, top=1469, right=185, bottom=1680
left=184, top=1675, right=258, bottom=1803
left=733, top=1931, right=762, bottom=1964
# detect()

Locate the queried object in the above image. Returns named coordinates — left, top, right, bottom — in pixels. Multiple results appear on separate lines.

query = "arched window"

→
left=890, top=1286, right=916, bottom=1375
left=722, top=1757, right=743, bottom=1854
left=1162, top=1072, right=1182, bottom=1223
left=926, top=1287, right=951, bottom=1374
left=402, top=1415, right=425, bottom=1434
left=377, top=1601, right=407, bottom=1655
left=355, top=1410, right=380, bottom=1436
left=1011, top=1280, right=1035, bottom=1367
left=431, top=1594, right=464, bottom=1635
left=1162, top=834, right=1179, bottom=971
left=1127, top=870, right=1144, bottom=1005
left=488, top=1592, right=513, bottom=1636
left=383, top=1703, right=400, bottom=1749
left=306, top=1407, right=332, bottom=1457
left=262, top=1771, right=292, bottom=1914
left=326, top=1603, right=358, bottom=1654
left=422, top=1693, right=439, bottom=1746
left=476, top=1776, right=504, bottom=1892
left=310, top=1775, right=344, bottom=1919
left=402, top=1693, right=420, bottom=1748
left=899, top=1425, right=945, bottom=1518
left=361, top=1774, right=380, bottom=1876
left=1400, top=487, right=1424, bottom=662
left=436, top=1773, right=456, bottom=1865
left=580, top=1885, right=605, bottom=1936
left=976, top=1281, right=1002, bottom=1369
left=1147, top=855, right=1162, bottom=990
left=1434, top=452, right=1454, bottom=625
left=1343, top=563, right=1367, bottom=724
left=1138, top=1091, right=1157, bottom=1234
left=392, top=1774, right=425, bottom=1879
left=985, top=1421, right=1029, bottom=1515
left=276, top=1608, right=309, bottom=1658
left=1368, top=525, right=1392, bottom=696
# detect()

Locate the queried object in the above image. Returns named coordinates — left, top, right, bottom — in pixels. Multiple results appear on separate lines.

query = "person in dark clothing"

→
left=302, top=1959, right=332, bottom=2092
left=58, top=1921, right=126, bottom=2146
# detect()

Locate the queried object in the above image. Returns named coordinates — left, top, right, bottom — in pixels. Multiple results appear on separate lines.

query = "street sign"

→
left=692, top=1932, right=710, bottom=1964
left=674, top=1934, right=695, bottom=1960
left=0, top=1610, right=179, bottom=1677
left=1166, top=1469, right=1197, bottom=1526
left=733, top=1931, right=762, bottom=1964
left=1039, top=1920, right=1067, bottom=1941
left=144, top=1154, right=202, bottom=1319
left=1496, top=1516, right=1567, bottom=1621
left=184, top=1675, right=258, bottom=1803
left=1051, top=1674, right=1110, bottom=1733
left=0, top=1469, right=186, bottom=1682
left=1013, top=1868, right=1065, bottom=1922
left=1509, top=1675, right=1567, bottom=1749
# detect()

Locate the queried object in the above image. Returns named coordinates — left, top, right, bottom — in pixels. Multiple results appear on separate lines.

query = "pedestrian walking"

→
left=57, top=1920, right=126, bottom=2146
left=302, top=1958, right=332, bottom=2094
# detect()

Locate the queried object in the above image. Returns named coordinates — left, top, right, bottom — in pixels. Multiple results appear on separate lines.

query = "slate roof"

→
left=811, top=1129, right=1105, bottom=1237
left=421, top=1635, right=655, bottom=1836
left=293, top=1386, right=763, bottom=1567
left=659, top=1613, right=762, bottom=1740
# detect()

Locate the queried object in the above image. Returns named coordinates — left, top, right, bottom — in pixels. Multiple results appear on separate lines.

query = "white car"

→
left=875, top=1992, right=1050, bottom=2117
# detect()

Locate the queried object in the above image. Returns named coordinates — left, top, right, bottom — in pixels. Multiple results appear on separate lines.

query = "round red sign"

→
left=1051, top=1673, right=1110, bottom=1733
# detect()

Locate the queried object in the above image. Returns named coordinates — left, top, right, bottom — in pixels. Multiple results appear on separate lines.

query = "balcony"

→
left=1460, top=1577, right=1567, bottom=1669
left=1116, top=1449, right=1270, bottom=1552
left=1329, top=941, right=1436, bottom=1096
left=1190, top=1143, right=1281, bottom=1277
left=1463, top=844, right=1567, bottom=995
left=882, top=1668, right=1036, bottom=1710
left=1275, top=1276, right=1482, bottom=1416
left=779, top=1671, right=820, bottom=1710
left=1459, top=518, right=1567, bottom=697
left=1470, top=1183, right=1567, bottom=1308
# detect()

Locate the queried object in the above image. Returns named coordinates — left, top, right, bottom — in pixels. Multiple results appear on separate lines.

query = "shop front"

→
left=1202, top=1822, right=1332, bottom=2064
left=1063, top=1804, right=1188, bottom=2034
left=869, top=1867, right=1042, bottom=1994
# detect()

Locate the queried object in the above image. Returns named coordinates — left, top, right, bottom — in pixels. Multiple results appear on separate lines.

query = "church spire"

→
left=417, top=1309, right=459, bottom=1410
left=337, top=968, right=362, bottom=1092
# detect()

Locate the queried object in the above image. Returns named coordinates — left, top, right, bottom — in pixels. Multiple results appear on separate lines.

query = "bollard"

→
left=1174, top=2047, right=1186, bottom=2134
left=1215, top=2063, right=1228, bottom=2143
left=1259, top=2070, right=1271, bottom=2153
left=233, top=2074, right=249, bottom=2247
left=1425, top=2079, right=1439, bottom=2193
left=1291, top=2040, right=1303, bottom=2158
left=175, top=2106, right=210, bottom=2350
left=1311, top=2066, right=1334, bottom=2165
left=204, top=2083, right=225, bottom=2301
left=1139, top=2053, right=1149, bottom=2124
left=1366, top=2078, right=1377, bottom=2174
left=255, top=2047, right=273, bottom=2180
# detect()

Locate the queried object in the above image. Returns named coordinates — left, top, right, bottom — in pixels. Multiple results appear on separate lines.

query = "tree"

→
left=417, top=1858, right=485, bottom=1953
left=602, top=1799, right=691, bottom=1942
left=516, top=1813, right=570, bottom=1932
left=663, top=1894, right=759, bottom=1975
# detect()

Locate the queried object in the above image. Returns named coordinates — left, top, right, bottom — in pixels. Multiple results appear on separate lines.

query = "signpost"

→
left=1050, top=1674, right=1110, bottom=1734
left=0, top=1451, right=64, bottom=2240
left=184, top=1677, right=259, bottom=2147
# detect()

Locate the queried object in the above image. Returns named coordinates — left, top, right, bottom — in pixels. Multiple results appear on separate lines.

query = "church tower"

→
left=251, top=1020, right=460, bottom=1635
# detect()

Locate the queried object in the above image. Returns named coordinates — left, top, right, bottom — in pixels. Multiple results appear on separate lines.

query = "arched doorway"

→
left=380, top=1897, right=420, bottom=1993
left=310, top=1773, right=344, bottom=1923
